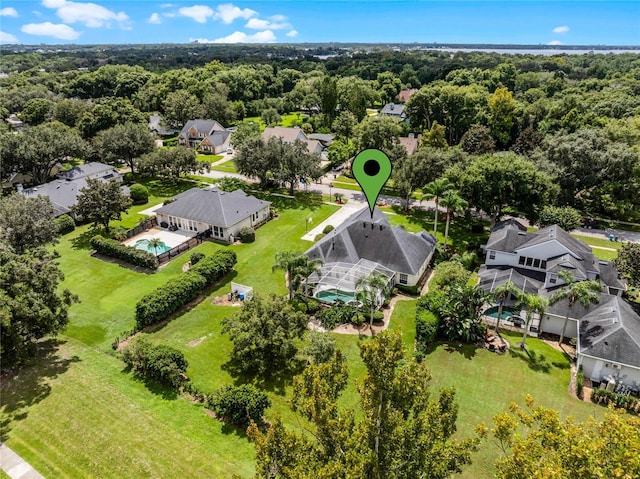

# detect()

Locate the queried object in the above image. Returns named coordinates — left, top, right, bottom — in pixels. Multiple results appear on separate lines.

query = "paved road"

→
left=0, top=444, right=44, bottom=479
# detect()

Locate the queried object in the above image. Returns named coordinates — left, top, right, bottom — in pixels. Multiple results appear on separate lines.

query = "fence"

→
left=157, top=230, right=210, bottom=265
left=125, top=217, right=158, bottom=239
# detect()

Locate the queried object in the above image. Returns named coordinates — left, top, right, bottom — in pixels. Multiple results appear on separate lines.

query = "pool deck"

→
left=124, top=227, right=196, bottom=249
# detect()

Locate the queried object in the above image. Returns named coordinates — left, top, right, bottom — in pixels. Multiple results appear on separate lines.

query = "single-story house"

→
left=2, top=163, right=62, bottom=190
left=154, top=187, right=271, bottom=243
left=306, top=207, right=437, bottom=288
left=178, top=119, right=231, bottom=154
left=148, top=114, right=178, bottom=137
left=397, top=134, right=421, bottom=155
left=20, top=162, right=126, bottom=217
left=262, top=126, right=324, bottom=154
left=380, top=103, right=407, bottom=122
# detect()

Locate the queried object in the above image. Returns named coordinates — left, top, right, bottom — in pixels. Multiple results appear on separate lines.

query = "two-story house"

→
left=178, top=119, right=232, bottom=154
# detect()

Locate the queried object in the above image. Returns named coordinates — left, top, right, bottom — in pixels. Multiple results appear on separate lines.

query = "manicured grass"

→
left=589, top=246, right=618, bottom=261
left=211, top=160, right=237, bottom=173
left=243, top=112, right=304, bottom=131
left=1, top=339, right=255, bottom=478
left=196, top=154, right=224, bottom=163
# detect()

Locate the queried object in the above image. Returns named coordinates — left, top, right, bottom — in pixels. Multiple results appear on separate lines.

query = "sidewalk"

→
left=301, top=202, right=363, bottom=241
left=0, top=444, right=44, bottom=479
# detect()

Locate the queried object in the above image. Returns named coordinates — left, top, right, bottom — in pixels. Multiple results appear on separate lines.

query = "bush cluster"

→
left=317, top=301, right=358, bottom=330
left=190, top=252, right=205, bottom=265
left=238, top=226, right=255, bottom=243
left=54, top=214, right=75, bottom=235
left=207, top=384, right=271, bottom=427
left=91, top=235, right=158, bottom=269
left=122, top=337, right=188, bottom=388
left=322, top=225, right=335, bottom=234
left=129, top=183, right=149, bottom=203
left=134, top=250, right=236, bottom=329
left=576, top=366, right=584, bottom=399
left=416, top=307, right=439, bottom=352
left=591, top=388, right=640, bottom=415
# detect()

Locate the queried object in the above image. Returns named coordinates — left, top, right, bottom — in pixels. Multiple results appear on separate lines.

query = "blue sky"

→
left=0, top=1, right=638, bottom=45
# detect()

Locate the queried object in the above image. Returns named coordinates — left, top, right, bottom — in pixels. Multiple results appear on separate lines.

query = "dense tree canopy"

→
left=93, top=122, right=156, bottom=174
left=72, top=178, right=132, bottom=233
left=0, top=194, right=58, bottom=254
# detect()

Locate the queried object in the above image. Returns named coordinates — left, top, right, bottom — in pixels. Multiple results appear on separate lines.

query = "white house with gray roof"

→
left=305, top=208, right=437, bottom=288
left=178, top=119, right=231, bottom=154
left=21, top=162, right=125, bottom=217
left=154, top=187, right=270, bottom=243
left=479, top=219, right=640, bottom=389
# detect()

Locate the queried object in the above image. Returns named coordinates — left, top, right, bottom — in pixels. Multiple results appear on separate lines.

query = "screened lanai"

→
left=305, top=258, right=395, bottom=305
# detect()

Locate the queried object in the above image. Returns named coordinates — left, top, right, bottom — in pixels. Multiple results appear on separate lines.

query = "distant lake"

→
left=426, top=47, right=639, bottom=55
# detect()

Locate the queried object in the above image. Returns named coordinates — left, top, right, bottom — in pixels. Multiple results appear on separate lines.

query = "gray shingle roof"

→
left=380, top=103, right=406, bottom=117
left=305, top=208, right=436, bottom=275
left=154, top=187, right=270, bottom=228
left=204, top=130, right=232, bottom=146
left=579, top=296, right=640, bottom=368
left=262, top=126, right=308, bottom=143
left=599, top=262, right=626, bottom=291
left=58, top=162, right=117, bottom=180
left=179, top=119, right=225, bottom=139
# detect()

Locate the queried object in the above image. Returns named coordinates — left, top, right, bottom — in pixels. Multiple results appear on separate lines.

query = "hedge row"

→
left=135, top=273, right=207, bottom=329
left=188, top=250, right=237, bottom=283
left=416, top=308, right=439, bottom=352
left=91, top=235, right=159, bottom=270
left=134, top=250, right=237, bottom=329
left=591, top=388, right=640, bottom=415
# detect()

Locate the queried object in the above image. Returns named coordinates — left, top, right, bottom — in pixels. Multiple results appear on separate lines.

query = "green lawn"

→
left=211, top=160, right=237, bottom=173
left=196, top=153, right=224, bottom=163
left=242, top=112, right=304, bottom=131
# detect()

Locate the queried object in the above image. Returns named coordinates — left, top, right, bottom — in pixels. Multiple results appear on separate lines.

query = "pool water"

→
left=134, top=239, right=171, bottom=255
left=316, top=289, right=356, bottom=303
left=483, top=306, right=519, bottom=318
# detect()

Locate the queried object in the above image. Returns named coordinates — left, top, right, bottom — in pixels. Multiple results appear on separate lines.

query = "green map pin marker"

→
left=352, top=148, right=392, bottom=218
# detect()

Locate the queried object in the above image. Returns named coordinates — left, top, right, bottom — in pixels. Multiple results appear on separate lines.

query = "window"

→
left=489, top=251, right=496, bottom=259
left=541, top=260, right=547, bottom=269
left=549, top=274, right=557, bottom=284
left=525, top=257, right=533, bottom=267
left=519, top=256, right=526, bottom=265
left=533, top=258, right=541, bottom=268
left=399, top=274, right=408, bottom=285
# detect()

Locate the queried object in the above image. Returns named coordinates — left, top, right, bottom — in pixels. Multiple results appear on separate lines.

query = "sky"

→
left=0, top=1, right=638, bottom=46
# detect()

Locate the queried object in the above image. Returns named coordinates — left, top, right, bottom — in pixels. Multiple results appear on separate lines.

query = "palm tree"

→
left=420, top=178, right=454, bottom=236
left=518, top=293, right=548, bottom=349
left=549, top=270, right=601, bottom=345
left=273, top=251, right=322, bottom=300
left=491, top=281, right=521, bottom=335
left=439, top=190, right=468, bottom=247
left=355, top=273, right=390, bottom=333
left=147, top=237, right=164, bottom=256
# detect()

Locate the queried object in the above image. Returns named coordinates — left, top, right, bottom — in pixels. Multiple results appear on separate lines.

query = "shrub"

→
left=54, top=214, right=75, bottom=235
left=122, top=337, right=188, bottom=388
left=188, top=250, right=237, bottom=283
left=314, top=233, right=326, bottom=241
left=373, top=311, right=384, bottom=321
left=416, top=308, right=439, bottom=352
left=90, top=235, right=158, bottom=269
left=591, top=388, right=640, bottom=415
left=293, top=301, right=308, bottom=313
left=135, top=273, right=207, bottom=329
left=135, top=250, right=236, bottom=328
left=322, top=225, right=335, bottom=234
left=430, top=261, right=471, bottom=290
left=238, top=226, right=255, bottom=243
left=306, top=299, right=321, bottom=314
left=122, top=172, right=134, bottom=184
left=317, top=302, right=357, bottom=330
left=576, top=366, right=584, bottom=399
left=395, top=284, right=420, bottom=295
left=129, top=183, right=149, bottom=203
left=208, top=384, right=271, bottom=427
left=190, top=252, right=205, bottom=265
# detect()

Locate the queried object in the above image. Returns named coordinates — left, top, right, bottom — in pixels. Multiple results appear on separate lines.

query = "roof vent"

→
left=371, top=223, right=374, bottom=230
left=379, top=224, right=383, bottom=231
left=610, top=306, right=617, bottom=312
left=611, top=317, right=619, bottom=324
left=517, top=231, right=527, bottom=235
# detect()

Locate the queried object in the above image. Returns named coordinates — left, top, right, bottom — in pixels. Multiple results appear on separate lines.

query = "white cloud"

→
left=42, top=0, right=129, bottom=29
left=245, top=18, right=290, bottom=30
left=21, top=21, right=80, bottom=40
left=178, top=5, right=214, bottom=23
left=32, top=10, right=43, bottom=17
left=552, top=25, right=569, bottom=34
left=286, top=29, right=298, bottom=38
left=215, top=3, right=256, bottom=24
left=548, top=40, right=564, bottom=45
left=148, top=12, right=161, bottom=24
left=0, top=7, right=19, bottom=17
left=0, top=30, right=19, bottom=43
left=192, top=29, right=276, bottom=43
left=270, top=14, right=286, bottom=22
left=159, top=3, right=174, bottom=7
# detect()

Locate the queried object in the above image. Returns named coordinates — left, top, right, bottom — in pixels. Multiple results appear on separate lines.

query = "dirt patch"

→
left=188, top=336, right=207, bottom=347
left=211, top=295, right=243, bottom=307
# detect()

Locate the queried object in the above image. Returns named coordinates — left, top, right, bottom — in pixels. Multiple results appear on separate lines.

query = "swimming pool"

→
left=316, top=289, right=356, bottom=303
left=483, top=306, right=519, bottom=319
left=134, top=239, right=171, bottom=255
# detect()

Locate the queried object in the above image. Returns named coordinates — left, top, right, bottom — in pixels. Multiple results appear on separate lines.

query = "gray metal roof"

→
left=154, top=187, right=270, bottom=228
left=579, top=296, right=640, bottom=368
left=305, top=208, right=436, bottom=275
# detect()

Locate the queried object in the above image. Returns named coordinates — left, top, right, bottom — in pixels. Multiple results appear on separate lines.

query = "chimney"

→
left=16, top=183, right=23, bottom=193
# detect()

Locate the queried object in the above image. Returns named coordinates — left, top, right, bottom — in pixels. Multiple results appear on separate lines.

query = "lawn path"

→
left=0, top=444, right=44, bottom=479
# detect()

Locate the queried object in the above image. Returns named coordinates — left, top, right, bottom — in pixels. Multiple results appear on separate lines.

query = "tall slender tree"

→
left=549, top=270, right=601, bottom=345
left=491, top=281, right=521, bottom=335
left=440, top=189, right=468, bottom=247
left=355, top=273, right=390, bottom=333
left=420, top=177, right=454, bottom=236
left=273, top=251, right=322, bottom=300
left=517, top=293, right=548, bottom=349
